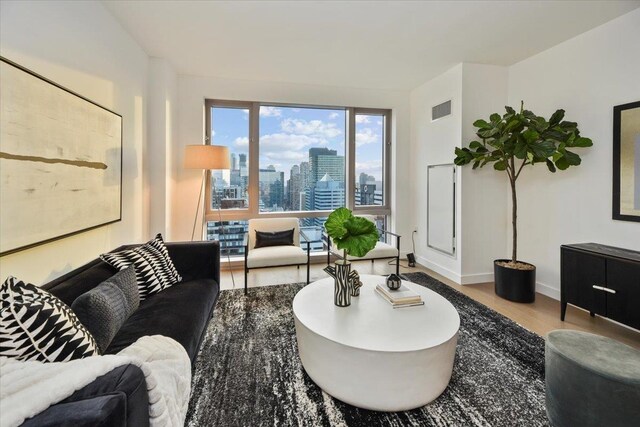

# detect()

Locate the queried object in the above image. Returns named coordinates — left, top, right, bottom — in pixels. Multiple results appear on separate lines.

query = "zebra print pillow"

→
left=0, top=276, right=99, bottom=362
left=100, top=234, right=182, bottom=301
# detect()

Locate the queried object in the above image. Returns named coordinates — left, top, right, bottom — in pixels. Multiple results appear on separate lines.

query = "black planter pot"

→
left=494, top=259, right=536, bottom=303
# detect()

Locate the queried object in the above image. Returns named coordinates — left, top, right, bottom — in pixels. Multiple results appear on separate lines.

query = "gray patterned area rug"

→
left=186, top=272, right=548, bottom=426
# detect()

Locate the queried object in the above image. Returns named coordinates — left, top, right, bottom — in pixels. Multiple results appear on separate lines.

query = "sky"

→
left=210, top=105, right=384, bottom=183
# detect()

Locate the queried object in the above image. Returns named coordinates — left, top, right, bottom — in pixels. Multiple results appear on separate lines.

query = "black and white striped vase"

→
left=333, top=260, right=352, bottom=307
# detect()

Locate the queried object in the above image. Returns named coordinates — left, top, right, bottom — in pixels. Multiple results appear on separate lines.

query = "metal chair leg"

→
left=244, top=267, right=248, bottom=295
left=307, top=243, right=311, bottom=284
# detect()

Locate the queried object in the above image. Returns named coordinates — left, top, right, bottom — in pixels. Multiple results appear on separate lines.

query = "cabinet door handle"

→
left=592, top=285, right=616, bottom=294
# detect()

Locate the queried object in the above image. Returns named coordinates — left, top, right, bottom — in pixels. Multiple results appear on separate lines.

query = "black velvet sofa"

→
left=21, top=240, right=220, bottom=427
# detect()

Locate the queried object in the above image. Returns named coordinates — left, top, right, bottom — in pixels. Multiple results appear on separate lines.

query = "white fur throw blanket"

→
left=0, top=335, right=191, bottom=427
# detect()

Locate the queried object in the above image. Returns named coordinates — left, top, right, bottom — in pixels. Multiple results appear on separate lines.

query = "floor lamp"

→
left=184, top=144, right=236, bottom=287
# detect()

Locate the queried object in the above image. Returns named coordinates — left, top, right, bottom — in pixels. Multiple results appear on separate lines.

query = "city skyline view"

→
left=210, top=105, right=385, bottom=212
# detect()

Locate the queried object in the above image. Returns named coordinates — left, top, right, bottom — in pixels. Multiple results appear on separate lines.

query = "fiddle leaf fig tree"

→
left=454, top=101, right=593, bottom=266
left=325, top=207, right=379, bottom=259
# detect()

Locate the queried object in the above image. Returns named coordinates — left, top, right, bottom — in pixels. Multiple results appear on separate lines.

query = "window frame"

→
left=351, top=108, right=392, bottom=214
left=204, top=99, right=391, bottom=225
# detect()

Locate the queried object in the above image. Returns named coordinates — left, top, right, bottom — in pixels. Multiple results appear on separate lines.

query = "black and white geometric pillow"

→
left=0, top=277, right=99, bottom=362
left=100, top=233, right=182, bottom=301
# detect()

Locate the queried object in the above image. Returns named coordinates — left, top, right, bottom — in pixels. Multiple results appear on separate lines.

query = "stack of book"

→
left=375, top=284, right=424, bottom=308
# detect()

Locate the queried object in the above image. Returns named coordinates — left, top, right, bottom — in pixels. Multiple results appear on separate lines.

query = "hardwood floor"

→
left=219, top=260, right=640, bottom=350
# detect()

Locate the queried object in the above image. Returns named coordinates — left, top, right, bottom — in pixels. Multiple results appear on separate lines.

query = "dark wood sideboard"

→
left=561, top=243, right=640, bottom=330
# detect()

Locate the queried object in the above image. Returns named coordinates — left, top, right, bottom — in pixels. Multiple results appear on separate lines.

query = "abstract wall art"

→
left=613, top=101, right=640, bottom=222
left=0, top=57, right=122, bottom=255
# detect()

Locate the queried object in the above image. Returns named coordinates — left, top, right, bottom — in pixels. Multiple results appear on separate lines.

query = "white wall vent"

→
left=432, top=100, right=451, bottom=121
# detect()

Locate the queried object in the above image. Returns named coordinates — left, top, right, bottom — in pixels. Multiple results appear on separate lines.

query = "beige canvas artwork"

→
left=0, top=59, right=122, bottom=255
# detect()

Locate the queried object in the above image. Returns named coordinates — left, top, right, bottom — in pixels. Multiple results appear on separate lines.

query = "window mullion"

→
left=346, top=107, right=356, bottom=210
left=248, top=102, right=260, bottom=216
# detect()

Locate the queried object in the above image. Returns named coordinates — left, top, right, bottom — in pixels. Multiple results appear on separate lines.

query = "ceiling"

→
left=103, top=0, right=639, bottom=91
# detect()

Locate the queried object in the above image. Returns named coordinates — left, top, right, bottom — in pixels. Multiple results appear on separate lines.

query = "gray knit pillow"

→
left=71, top=268, right=139, bottom=353
left=103, top=267, right=139, bottom=314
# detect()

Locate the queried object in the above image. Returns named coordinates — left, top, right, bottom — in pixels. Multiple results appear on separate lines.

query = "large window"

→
left=355, top=112, right=387, bottom=207
left=258, top=106, right=347, bottom=213
left=204, top=100, right=391, bottom=257
left=206, top=103, right=250, bottom=210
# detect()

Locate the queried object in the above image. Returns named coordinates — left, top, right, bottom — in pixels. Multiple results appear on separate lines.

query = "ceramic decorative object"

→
left=323, top=207, right=379, bottom=307
left=386, top=273, right=402, bottom=291
left=349, top=270, right=363, bottom=297
left=324, top=260, right=352, bottom=307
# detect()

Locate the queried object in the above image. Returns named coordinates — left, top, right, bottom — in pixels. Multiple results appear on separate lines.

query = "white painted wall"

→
left=174, top=75, right=413, bottom=251
left=147, top=58, right=178, bottom=238
left=410, top=63, right=509, bottom=284
left=460, top=64, right=509, bottom=281
left=410, top=65, right=463, bottom=281
left=507, top=9, right=640, bottom=299
left=0, top=1, right=149, bottom=285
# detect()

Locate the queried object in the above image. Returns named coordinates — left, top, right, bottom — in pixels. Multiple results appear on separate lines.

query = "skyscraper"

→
left=239, top=153, right=247, bottom=176
left=308, top=148, right=344, bottom=185
left=306, top=173, right=345, bottom=226
left=287, top=164, right=302, bottom=210
left=299, top=161, right=310, bottom=191
left=259, top=166, right=284, bottom=211
left=231, top=153, right=238, bottom=171
left=356, top=173, right=376, bottom=206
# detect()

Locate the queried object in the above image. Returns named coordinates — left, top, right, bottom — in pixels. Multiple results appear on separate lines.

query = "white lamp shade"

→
left=183, top=145, right=230, bottom=170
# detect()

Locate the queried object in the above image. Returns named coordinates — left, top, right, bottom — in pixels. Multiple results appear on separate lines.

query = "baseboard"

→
left=415, top=255, right=462, bottom=284
left=535, top=281, right=560, bottom=301
left=460, top=273, right=494, bottom=285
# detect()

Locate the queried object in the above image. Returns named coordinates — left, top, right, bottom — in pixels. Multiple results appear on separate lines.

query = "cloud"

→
left=355, top=115, right=371, bottom=124
left=281, top=118, right=342, bottom=138
left=261, top=133, right=325, bottom=151
left=356, top=160, right=383, bottom=180
left=261, top=151, right=306, bottom=162
left=260, top=106, right=282, bottom=117
left=234, top=136, right=249, bottom=147
left=329, top=112, right=340, bottom=119
left=355, top=128, right=380, bottom=147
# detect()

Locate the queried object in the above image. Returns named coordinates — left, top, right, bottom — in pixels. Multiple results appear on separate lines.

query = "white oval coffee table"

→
left=293, top=275, right=460, bottom=412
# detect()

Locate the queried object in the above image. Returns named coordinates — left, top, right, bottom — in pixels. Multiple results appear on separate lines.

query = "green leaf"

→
left=514, top=140, right=528, bottom=159
left=473, top=119, right=490, bottom=129
left=478, top=127, right=500, bottom=138
left=469, top=141, right=483, bottom=150
left=549, top=109, right=565, bottom=126
left=504, top=118, right=521, bottom=133
left=573, top=137, right=593, bottom=147
left=505, top=106, right=516, bottom=115
left=334, top=216, right=379, bottom=257
left=555, top=156, right=569, bottom=170
left=563, top=150, right=582, bottom=166
left=522, top=129, right=540, bottom=143
left=454, top=147, right=473, bottom=165
left=530, top=140, right=556, bottom=159
left=545, top=159, right=556, bottom=173
left=324, top=207, right=351, bottom=240
left=490, top=113, right=501, bottom=123
left=560, top=121, right=577, bottom=131
left=494, top=161, right=507, bottom=171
